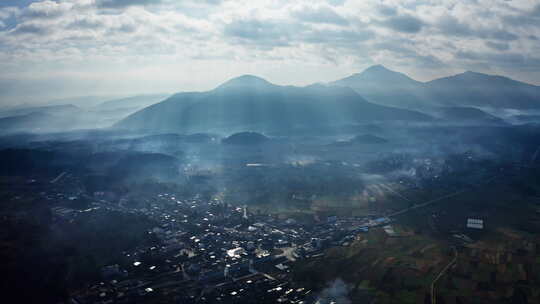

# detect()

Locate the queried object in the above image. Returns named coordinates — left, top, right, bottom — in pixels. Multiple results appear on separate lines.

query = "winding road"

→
left=431, top=246, right=458, bottom=304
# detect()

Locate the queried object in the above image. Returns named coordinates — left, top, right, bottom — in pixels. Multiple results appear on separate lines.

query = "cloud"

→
left=68, top=16, right=103, bottom=29
left=381, top=14, right=424, bottom=33
left=11, top=22, right=49, bottom=35
left=95, top=0, right=164, bottom=8
left=455, top=50, right=540, bottom=71
left=377, top=4, right=397, bottom=16
left=0, top=1, right=36, bottom=9
left=223, top=19, right=294, bottom=47
left=485, top=41, right=510, bottom=51
left=0, top=0, right=539, bottom=103
left=292, top=6, right=349, bottom=25
left=23, top=1, right=72, bottom=19
left=490, top=30, right=518, bottom=41
left=436, top=15, right=518, bottom=41
left=436, top=15, right=473, bottom=37
left=327, top=0, right=346, bottom=6
left=303, top=28, right=373, bottom=46
left=533, top=4, right=540, bottom=16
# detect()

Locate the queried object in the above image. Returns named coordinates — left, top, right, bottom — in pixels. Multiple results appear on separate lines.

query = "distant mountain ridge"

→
left=331, top=65, right=540, bottom=110
left=115, top=75, right=432, bottom=134
left=0, top=104, right=79, bottom=119
left=97, top=94, right=170, bottom=111
left=425, top=71, right=540, bottom=109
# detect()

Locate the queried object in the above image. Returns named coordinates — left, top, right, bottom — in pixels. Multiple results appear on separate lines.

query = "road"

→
left=50, top=171, right=67, bottom=184
left=387, top=174, right=500, bottom=218
left=388, top=188, right=469, bottom=217
left=431, top=247, right=458, bottom=304
left=379, top=183, right=412, bottom=202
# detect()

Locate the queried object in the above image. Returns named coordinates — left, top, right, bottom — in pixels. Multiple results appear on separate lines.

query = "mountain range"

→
left=2, top=66, right=538, bottom=135
left=331, top=65, right=540, bottom=110
left=97, top=94, right=170, bottom=111
left=114, top=75, right=432, bottom=134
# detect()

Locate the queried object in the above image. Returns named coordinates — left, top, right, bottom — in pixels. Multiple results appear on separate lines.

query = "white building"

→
left=467, top=218, right=484, bottom=229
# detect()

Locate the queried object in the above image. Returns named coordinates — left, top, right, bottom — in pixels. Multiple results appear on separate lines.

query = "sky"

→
left=0, top=0, right=539, bottom=104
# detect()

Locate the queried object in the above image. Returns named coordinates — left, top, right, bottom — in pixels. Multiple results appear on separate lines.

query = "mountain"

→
left=0, top=104, right=80, bottom=119
left=426, top=71, right=540, bottom=109
left=222, top=132, right=269, bottom=145
left=114, top=75, right=432, bottom=134
left=97, top=94, right=170, bottom=111
left=351, top=134, right=388, bottom=144
left=0, top=111, right=83, bottom=134
left=45, top=95, right=124, bottom=108
left=333, top=65, right=419, bottom=88
left=0, top=112, right=54, bottom=133
left=331, top=66, right=540, bottom=110
left=330, top=65, right=427, bottom=108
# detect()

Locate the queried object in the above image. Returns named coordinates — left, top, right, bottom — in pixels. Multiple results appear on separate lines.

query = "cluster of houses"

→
left=67, top=192, right=393, bottom=303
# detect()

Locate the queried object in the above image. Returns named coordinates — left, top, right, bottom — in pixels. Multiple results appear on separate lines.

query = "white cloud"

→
left=23, top=0, right=73, bottom=19
left=0, top=0, right=539, bottom=103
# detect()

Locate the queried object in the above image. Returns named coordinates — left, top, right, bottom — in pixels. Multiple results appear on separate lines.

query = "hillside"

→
left=434, top=106, right=506, bottom=124
left=0, top=104, right=80, bottom=119
left=222, top=132, right=269, bottom=145
left=0, top=112, right=67, bottom=134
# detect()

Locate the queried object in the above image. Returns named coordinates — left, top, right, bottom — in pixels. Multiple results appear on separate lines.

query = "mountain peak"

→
left=333, top=64, right=419, bottom=86
left=461, top=70, right=485, bottom=76
left=217, top=75, right=274, bottom=90
left=444, top=70, right=510, bottom=82
left=362, top=64, right=393, bottom=74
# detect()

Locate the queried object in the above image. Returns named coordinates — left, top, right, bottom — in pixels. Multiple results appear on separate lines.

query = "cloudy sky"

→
left=0, top=0, right=539, bottom=104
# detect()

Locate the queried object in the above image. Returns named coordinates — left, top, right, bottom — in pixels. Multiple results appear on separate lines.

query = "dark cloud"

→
left=326, top=0, right=346, bottom=6
left=533, top=4, right=540, bottom=16
left=490, top=30, right=517, bottom=41
left=68, top=18, right=103, bottom=30
left=377, top=4, right=397, bottom=16
left=223, top=19, right=294, bottom=47
left=115, top=23, right=137, bottom=33
left=437, top=15, right=518, bottom=41
left=23, top=10, right=63, bottom=19
left=293, top=6, right=349, bottom=25
left=503, top=5, right=540, bottom=28
left=96, top=0, right=163, bottom=8
left=96, top=0, right=222, bottom=8
left=485, top=41, right=510, bottom=51
left=382, top=14, right=424, bottom=33
left=373, top=40, right=445, bottom=69
left=456, top=50, right=540, bottom=71
left=203, top=0, right=223, bottom=4
left=301, top=30, right=375, bottom=44
left=223, top=17, right=373, bottom=51
left=437, top=15, right=473, bottom=36
left=303, top=28, right=373, bottom=46
left=0, top=0, right=36, bottom=8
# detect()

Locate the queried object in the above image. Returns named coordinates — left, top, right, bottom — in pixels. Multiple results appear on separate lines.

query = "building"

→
left=467, top=218, right=484, bottom=229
